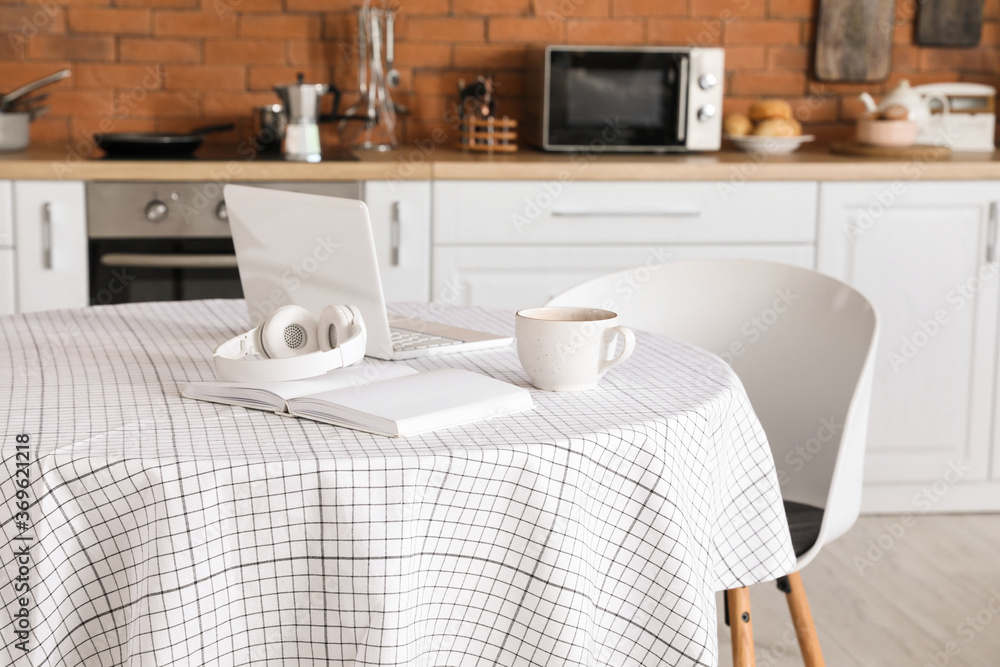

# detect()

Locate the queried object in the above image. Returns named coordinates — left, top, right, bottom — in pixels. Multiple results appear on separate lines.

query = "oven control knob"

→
left=697, top=104, right=717, bottom=122
left=144, top=200, right=168, bottom=223
left=215, top=201, right=228, bottom=222
left=698, top=73, right=718, bottom=91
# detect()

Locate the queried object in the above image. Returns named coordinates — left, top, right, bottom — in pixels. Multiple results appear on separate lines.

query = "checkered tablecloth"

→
left=1, top=300, right=794, bottom=667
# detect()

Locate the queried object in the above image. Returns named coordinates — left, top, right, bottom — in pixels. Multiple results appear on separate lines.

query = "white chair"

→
left=547, top=258, right=879, bottom=667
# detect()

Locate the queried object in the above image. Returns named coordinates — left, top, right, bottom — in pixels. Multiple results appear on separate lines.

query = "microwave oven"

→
left=526, top=46, right=725, bottom=153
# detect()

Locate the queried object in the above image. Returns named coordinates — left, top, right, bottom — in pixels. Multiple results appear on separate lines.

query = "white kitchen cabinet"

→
left=432, top=180, right=817, bottom=309
left=364, top=180, right=431, bottom=302
left=14, top=181, right=88, bottom=313
left=0, top=180, right=12, bottom=247
left=0, top=249, right=14, bottom=315
left=435, top=244, right=816, bottom=310
left=818, top=181, right=1000, bottom=511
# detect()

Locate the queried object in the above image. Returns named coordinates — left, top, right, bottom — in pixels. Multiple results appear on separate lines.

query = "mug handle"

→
left=599, top=326, right=635, bottom=374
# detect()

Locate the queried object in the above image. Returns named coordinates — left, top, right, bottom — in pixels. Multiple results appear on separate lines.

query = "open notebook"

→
left=183, top=366, right=533, bottom=438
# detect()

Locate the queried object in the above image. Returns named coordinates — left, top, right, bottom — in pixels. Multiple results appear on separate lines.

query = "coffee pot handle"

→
left=318, top=83, right=343, bottom=123
left=599, top=326, right=636, bottom=375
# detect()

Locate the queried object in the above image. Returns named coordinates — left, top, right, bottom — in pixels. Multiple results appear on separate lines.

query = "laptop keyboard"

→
left=390, top=326, right=464, bottom=352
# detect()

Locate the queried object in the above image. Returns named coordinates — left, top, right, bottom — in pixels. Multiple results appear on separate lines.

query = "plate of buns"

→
left=724, top=99, right=814, bottom=155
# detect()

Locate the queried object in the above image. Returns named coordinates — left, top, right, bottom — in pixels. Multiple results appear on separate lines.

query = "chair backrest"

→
left=547, top=259, right=879, bottom=561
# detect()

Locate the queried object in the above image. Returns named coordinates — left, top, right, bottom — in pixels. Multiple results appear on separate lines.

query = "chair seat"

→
left=784, top=500, right=824, bottom=557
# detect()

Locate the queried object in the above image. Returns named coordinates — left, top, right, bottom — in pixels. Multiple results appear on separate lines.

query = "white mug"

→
left=515, top=306, right=636, bottom=392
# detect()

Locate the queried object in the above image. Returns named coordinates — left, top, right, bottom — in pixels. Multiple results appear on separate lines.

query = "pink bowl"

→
left=856, top=118, right=918, bottom=147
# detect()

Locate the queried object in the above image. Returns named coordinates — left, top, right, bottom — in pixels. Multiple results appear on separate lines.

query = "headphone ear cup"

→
left=317, top=304, right=355, bottom=351
left=256, top=305, right=320, bottom=359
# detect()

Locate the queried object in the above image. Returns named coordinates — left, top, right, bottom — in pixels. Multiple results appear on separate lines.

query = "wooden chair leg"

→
left=727, top=587, right=756, bottom=667
left=783, top=571, right=825, bottom=667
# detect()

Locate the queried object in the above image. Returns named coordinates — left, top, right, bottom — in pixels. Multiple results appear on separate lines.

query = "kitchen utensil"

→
left=0, top=112, right=30, bottom=152
left=0, top=69, right=70, bottom=111
left=829, top=141, right=951, bottom=158
left=95, top=123, right=235, bottom=159
left=856, top=118, right=918, bottom=147
left=6, top=92, right=48, bottom=112
left=859, top=79, right=950, bottom=123
left=385, top=11, right=400, bottom=88
left=725, top=134, right=816, bottom=155
left=273, top=73, right=341, bottom=163
left=253, top=104, right=286, bottom=154
left=815, top=0, right=895, bottom=82
left=339, top=4, right=401, bottom=151
left=917, top=0, right=983, bottom=46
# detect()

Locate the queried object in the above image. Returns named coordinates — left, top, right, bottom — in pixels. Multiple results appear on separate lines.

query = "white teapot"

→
left=859, top=79, right=949, bottom=122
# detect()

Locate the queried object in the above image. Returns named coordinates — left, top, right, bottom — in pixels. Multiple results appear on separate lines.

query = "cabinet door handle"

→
left=989, top=202, right=998, bottom=264
left=42, top=202, right=53, bottom=270
left=390, top=201, right=401, bottom=267
left=550, top=208, right=701, bottom=218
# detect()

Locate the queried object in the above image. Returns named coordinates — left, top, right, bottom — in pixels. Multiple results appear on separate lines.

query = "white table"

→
left=1, top=300, right=794, bottom=666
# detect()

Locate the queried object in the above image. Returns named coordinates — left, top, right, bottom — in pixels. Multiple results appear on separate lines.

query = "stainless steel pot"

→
left=0, top=112, right=30, bottom=152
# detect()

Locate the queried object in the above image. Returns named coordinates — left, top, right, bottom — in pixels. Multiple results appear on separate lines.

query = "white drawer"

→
left=434, top=180, right=818, bottom=245
left=433, top=244, right=816, bottom=310
left=0, top=181, right=12, bottom=246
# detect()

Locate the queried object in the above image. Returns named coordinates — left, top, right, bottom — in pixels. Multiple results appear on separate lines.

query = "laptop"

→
left=223, top=185, right=512, bottom=360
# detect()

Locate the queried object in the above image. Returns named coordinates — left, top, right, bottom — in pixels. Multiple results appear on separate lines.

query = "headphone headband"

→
left=213, top=304, right=367, bottom=383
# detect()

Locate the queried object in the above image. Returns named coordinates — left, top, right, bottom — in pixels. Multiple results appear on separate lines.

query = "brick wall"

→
left=2, top=0, right=999, bottom=151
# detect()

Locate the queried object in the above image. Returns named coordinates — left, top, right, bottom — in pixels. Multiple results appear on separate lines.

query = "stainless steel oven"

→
left=86, top=182, right=361, bottom=305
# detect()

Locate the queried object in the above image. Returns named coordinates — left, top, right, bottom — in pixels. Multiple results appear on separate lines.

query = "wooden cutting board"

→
left=830, top=141, right=952, bottom=159
left=916, top=0, right=983, bottom=46
left=815, top=0, right=896, bottom=82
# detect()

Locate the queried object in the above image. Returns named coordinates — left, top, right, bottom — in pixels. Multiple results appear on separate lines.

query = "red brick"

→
left=920, top=48, right=1000, bottom=73
left=240, top=13, right=321, bottom=39
left=322, top=13, right=354, bottom=41
left=567, top=19, right=644, bottom=44
left=0, top=63, right=74, bottom=91
left=691, top=0, right=764, bottom=19
left=406, top=17, right=485, bottom=42
left=488, top=17, right=564, bottom=42
left=453, top=44, right=526, bottom=69
left=0, top=6, right=66, bottom=35
left=286, top=41, right=344, bottom=66
left=724, top=20, right=800, bottom=44
left=123, top=91, right=201, bottom=117
left=248, top=66, right=331, bottom=91
left=532, top=0, right=609, bottom=19
left=75, top=64, right=164, bottom=90
left=117, top=0, right=198, bottom=7
left=769, top=0, right=816, bottom=19
left=649, top=19, right=722, bottom=45
left=164, top=65, right=246, bottom=91
left=397, top=0, right=451, bottom=14
left=612, top=0, right=686, bottom=17
left=285, top=0, right=356, bottom=10
left=203, top=91, right=281, bottom=116
left=395, top=42, right=452, bottom=68
left=766, top=46, right=809, bottom=70
left=724, top=46, right=766, bottom=71
left=787, top=95, right=839, bottom=123
left=46, top=90, right=114, bottom=116
left=27, top=34, right=115, bottom=61
left=154, top=11, right=238, bottom=37
left=68, top=8, right=150, bottom=34
left=454, top=0, right=531, bottom=15
left=120, top=38, right=201, bottom=63
left=30, top=117, right=70, bottom=145
left=205, top=39, right=285, bottom=65
left=728, top=72, right=807, bottom=96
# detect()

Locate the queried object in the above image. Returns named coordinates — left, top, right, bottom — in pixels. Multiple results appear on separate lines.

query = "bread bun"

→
left=752, top=118, right=802, bottom=137
left=749, top=99, right=794, bottom=122
left=723, top=113, right=753, bottom=137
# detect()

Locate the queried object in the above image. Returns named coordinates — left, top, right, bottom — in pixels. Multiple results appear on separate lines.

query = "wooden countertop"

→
left=3, top=144, right=1000, bottom=181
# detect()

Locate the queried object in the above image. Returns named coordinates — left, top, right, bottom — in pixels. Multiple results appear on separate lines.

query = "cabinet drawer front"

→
left=433, top=244, right=815, bottom=310
left=434, top=181, right=818, bottom=245
left=0, top=181, right=12, bottom=246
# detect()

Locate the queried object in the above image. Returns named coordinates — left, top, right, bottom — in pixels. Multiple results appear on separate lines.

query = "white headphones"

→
left=214, top=304, right=367, bottom=382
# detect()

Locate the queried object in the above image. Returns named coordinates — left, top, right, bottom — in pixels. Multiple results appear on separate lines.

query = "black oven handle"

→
left=99, top=253, right=239, bottom=269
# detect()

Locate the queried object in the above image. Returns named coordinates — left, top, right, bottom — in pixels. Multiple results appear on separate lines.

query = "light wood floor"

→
left=716, top=514, right=1000, bottom=666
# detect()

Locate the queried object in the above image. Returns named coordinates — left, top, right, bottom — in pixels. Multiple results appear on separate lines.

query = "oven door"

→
left=545, top=48, right=688, bottom=151
left=89, top=238, right=242, bottom=305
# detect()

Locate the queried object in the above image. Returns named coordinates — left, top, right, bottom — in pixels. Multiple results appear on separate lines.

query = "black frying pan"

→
left=95, top=123, right=235, bottom=159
